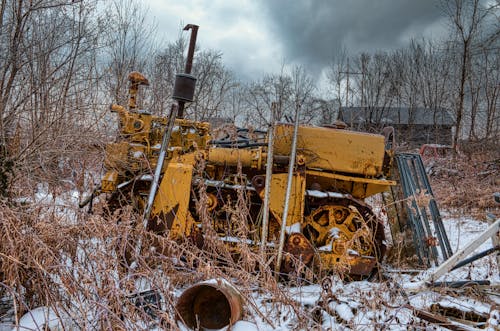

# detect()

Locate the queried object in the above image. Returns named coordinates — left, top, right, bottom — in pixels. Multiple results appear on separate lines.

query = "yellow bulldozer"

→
left=90, top=69, right=397, bottom=278
left=83, top=25, right=449, bottom=279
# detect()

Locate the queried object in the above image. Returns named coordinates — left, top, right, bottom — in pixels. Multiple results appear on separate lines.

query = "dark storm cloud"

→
left=259, top=0, right=446, bottom=71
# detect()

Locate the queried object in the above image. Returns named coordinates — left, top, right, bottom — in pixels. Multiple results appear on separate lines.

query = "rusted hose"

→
left=176, top=279, right=243, bottom=330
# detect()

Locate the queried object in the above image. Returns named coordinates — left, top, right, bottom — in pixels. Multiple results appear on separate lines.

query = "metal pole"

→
left=346, top=58, right=349, bottom=107
left=487, top=213, right=500, bottom=276
left=135, top=103, right=179, bottom=259
left=183, top=24, right=198, bottom=74
left=260, top=103, right=276, bottom=258
left=275, top=103, right=300, bottom=278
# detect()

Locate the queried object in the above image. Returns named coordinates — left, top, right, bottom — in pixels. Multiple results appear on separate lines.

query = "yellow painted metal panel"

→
left=153, top=160, right=194, bottom=238
left=306, top=169, right=395, bottom=199
left=101, top=170, right=118, bottom=192
left=208, top=147, right=263, bottom=169
left=267, top=173, right=306, bottom=226
left=274, top=124, right=386, bottom=177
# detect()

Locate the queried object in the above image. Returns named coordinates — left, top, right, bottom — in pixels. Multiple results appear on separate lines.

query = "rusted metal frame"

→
left=275, top=104, right=300, bottom=278
left=406, top=154, right=440, bottom=264
left=414, top=154, right=453, bottom=258
left=396, top=155, right=431, bottom=266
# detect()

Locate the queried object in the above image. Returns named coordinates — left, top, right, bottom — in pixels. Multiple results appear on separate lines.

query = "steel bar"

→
left=429, top=280, right=491, bottom=288
left=142, top=103, right=178, bottom=225
left=275, top=104, right=300, bottom=278
left=408, top=156, right=440, bottom=263
left=135, top=103, right=179, bottom=260
left=260, top=103, right=276, bottom=258
left=451, top=246, right=500, bottom=271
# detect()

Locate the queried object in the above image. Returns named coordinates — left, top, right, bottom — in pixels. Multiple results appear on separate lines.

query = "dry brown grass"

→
left=0, top=189, right=324, bottom=329
left=2, top=139, right=497, bottom=329
left=428, top=144, right=499, bottom=218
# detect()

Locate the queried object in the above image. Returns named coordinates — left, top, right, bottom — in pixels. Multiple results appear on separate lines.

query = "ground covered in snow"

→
left=1, top=183, right=499, bottom=330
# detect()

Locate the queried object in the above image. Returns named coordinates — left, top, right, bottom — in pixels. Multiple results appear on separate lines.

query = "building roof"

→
left=338, top=107, right=455, bottom=126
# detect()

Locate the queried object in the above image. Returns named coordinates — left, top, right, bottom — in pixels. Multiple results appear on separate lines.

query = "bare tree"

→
left=102, top=0, right=155, bottom=106
left=480, top=47, right=500, bottom=139
left=290, top=65, right=316, bottom=124
left=147, top=36, right=237, bottom=122
left=222, top=83, right=247, bottom=125
left=189, top=50, right=236, bottom=122
left=0, top=0, right=105, bottom=194
left=244, top=67, right=292, bottom=128
left=147, top=36, right=188, bottom=116
left=242, top=63, right=317, bottom=128
left=326, top=46, right=349, bottom=108
left=346, top=52, right=395, bottom=132
left=441, top=0, right=497, bottom=149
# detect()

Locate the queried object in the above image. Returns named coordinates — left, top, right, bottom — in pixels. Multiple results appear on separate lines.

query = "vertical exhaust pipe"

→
left=176, top=279, right=243, bottom=330
left=173, top=24, right=199, bottom=119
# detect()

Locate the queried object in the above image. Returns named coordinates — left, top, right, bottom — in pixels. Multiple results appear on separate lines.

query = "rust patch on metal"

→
left=282, top=233, right=315, bottom=274
left=346, top=256, right=377, bottom=276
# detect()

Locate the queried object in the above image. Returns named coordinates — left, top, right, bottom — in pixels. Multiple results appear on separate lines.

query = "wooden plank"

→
left=428, top=217, right=500, bottom=282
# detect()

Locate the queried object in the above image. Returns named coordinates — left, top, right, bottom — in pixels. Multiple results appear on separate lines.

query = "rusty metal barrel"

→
left=176, top=279, right=243, bottom=329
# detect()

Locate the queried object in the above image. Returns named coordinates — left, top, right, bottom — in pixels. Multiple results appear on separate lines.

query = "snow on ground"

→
left=1, top=188, right=499, bottom=330
left=176, top=215, right=499, bottom=330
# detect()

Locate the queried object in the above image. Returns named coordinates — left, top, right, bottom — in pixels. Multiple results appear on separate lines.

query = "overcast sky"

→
left=143, top=0, right=449, bottom=81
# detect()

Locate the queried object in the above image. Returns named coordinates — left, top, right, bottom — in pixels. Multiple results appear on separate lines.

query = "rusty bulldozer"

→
left=79, top=24, right=454, bottom=329
left=82, top=25, right=401, bottom=279
left=91, top=70, right=397, bottom=279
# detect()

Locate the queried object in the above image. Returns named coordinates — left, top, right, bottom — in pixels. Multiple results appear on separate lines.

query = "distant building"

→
left=338, top=107, right=455, bottom=148
left=310, top=98, right=339, bottom=126
left=206, top=116, right=233, bottom=129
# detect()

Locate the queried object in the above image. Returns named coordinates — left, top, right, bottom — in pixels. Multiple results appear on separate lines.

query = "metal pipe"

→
left=450, top=246, right=500, bottom=271
left=137, top=103, right=179, bottom=258
left=208, top=147, right=263, bottom=169
left=415, top=154, right=452, bottom=258
left=183, top=24, right=198, bottom=74
left=408, top=156, right=439, bottom=264
left=429, top=280, right=491, bottom=288
left=275, top=104, right=300, bottom=278
left=176, top=279, right=243, bottom=330
left=260, top=103, right=276, bottom=258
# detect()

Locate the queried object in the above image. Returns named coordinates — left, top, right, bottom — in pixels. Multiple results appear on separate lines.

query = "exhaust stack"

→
left=173, top=24, right=199, bottom=118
